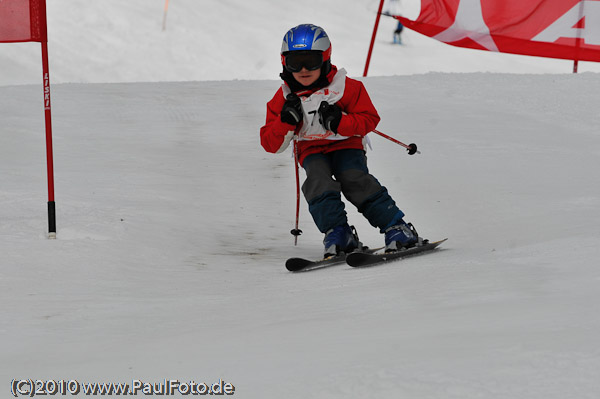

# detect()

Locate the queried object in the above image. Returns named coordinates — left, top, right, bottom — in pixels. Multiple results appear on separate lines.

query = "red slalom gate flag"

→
left=395, top=0, right=600, bottom=63
left=1, top=0, right=56, bottom=238
left=0, top=0, right=46, bottom=43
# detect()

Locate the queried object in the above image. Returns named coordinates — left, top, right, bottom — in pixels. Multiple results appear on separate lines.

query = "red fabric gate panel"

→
left=396, top=0, right=600, bottom=62
left=0, top=0, right=45, bottom=43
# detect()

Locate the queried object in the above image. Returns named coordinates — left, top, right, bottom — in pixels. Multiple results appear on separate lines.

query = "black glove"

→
left=318, top=101, right=342, bottom=133
left=280, top=93, right=303, bottom=125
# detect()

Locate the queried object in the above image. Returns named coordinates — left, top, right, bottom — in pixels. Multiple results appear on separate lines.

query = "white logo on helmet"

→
left=293, top=44, right=307, bottom=48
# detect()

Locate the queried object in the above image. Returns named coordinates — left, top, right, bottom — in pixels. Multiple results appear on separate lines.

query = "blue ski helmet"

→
left=280, top=24, right=332, bottom=68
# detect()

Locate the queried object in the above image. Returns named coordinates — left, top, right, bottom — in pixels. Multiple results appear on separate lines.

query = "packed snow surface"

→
left=2, top=1, right=600, bottom=398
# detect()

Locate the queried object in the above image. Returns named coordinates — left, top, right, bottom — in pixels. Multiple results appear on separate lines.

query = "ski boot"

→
left=384, top=220, right=420, bottom=253
left=323, top=224, right=360, bottom=258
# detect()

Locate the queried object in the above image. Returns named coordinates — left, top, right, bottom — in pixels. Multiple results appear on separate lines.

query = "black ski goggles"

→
left=284, top=51, right=324, bottom=73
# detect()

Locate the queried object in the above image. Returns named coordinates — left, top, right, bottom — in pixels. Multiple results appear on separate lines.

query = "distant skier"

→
left=383, top=0, right=405, bottom=44
left=394, top=20, right=404, bottom=44
left=260, top=24, right=422, bottom=257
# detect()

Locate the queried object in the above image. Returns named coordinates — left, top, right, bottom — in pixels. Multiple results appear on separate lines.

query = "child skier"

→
left=260, top=23, right=420, bottom=257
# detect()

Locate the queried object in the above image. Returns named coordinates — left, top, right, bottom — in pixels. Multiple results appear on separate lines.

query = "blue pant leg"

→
left=301, top=153, right=348, bottom=233
left=332, top=149, right=405, bottom=232
left=359, top=189, right=405, bottom=232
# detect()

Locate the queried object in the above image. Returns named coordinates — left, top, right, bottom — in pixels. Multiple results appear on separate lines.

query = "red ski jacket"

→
left=260, top=66, right=380, bottom=165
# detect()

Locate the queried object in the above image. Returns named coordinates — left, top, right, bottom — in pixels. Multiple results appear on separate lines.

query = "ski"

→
left=286, top=246, right=382, bottom=272
left=346, top=238, right=448, bottom=268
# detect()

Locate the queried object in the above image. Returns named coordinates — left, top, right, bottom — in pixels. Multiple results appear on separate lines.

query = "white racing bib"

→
left=282, top=69, right=347, bottom=141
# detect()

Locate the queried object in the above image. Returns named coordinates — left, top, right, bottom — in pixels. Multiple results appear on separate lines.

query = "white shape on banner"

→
left=433, top=0, right=499, bottom=51
left=533, top=1, right=600, bottom=46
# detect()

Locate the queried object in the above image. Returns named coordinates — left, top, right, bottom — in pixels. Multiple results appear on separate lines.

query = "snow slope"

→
left=2, top=1, right=600, bottom=398
left=2, top=73, right=600, bottom=398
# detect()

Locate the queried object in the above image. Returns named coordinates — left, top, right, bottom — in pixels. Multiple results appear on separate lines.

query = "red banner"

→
left=396, top=0, right=600, bottom=62
left=0, top=0, right=46, bottom=43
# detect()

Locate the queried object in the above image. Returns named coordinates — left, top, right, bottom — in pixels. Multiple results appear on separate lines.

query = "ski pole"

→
left=290, top=139, right=303, bottom=244
left=372, top=129, right=420, bottom=155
